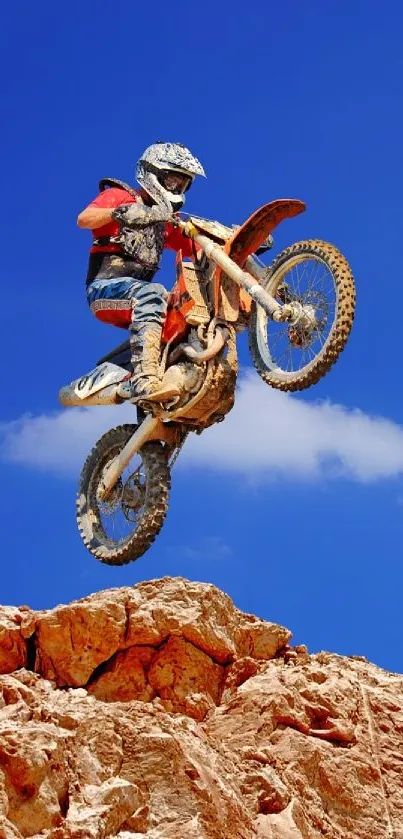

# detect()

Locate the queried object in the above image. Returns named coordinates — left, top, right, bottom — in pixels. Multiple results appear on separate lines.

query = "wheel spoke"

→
left=97, top=453, right=147, bottom=544
left=294, top=264, right=301, bottom=297
left=262, top=255, right=337, bottom=373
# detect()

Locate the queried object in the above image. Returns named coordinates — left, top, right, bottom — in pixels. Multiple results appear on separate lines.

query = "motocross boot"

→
left=117, top=323, right=180, bottom=403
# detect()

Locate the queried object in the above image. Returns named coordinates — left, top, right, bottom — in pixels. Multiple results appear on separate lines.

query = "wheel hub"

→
left=284, top=289, right=329, bottom=349
left=285, top=301, right=316, bottom=348
left=122, top=473, right=146, bottom=521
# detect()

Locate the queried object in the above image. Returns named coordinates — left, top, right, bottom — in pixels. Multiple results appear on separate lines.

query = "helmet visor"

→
left=158, top=170, right=193, bottom=195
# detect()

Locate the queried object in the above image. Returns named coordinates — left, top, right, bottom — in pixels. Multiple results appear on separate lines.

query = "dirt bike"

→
left=59, top=199, right=355, bottom=566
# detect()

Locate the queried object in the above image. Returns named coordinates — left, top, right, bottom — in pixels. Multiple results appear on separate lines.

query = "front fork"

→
left=191, top=231, right=292, bottom=323
left=98, top=415, right=179, bottom=501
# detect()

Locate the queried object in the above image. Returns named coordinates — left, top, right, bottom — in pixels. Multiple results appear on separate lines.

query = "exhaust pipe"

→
left=168, top=327, right=227, bottom=366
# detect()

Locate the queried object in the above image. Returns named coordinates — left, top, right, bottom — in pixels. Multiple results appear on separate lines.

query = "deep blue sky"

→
left=1, top=1, right=403, bottom=672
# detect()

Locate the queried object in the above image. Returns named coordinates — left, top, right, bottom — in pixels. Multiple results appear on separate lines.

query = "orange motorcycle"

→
left=59, top=200, right=355, bottom=565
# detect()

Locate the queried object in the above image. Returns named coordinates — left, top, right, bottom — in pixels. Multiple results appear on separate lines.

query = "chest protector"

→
left=98, top=178, right=165, bottom=271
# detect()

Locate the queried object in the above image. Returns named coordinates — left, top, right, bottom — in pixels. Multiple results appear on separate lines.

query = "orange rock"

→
left=148, top=636, right=224, bottom=720
left=0, top=578, right=402, bottom=838
left=0, top=608, right=28, bottom=675
left=88, top=646, right=155, bottom=703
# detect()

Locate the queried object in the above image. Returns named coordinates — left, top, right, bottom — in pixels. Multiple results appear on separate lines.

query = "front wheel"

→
left=76, top=424, right=171, bottom=565
left=248, top=239, right=355, bottom=391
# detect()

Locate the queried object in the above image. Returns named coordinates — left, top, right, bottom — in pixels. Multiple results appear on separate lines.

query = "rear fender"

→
left=59, top=362, right=127, bottom=406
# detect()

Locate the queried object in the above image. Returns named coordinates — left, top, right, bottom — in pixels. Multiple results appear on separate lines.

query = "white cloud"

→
left=0, top=404, right=135, bottom=475
left=1, top=373, right=403, bottom=483
left=184, top=374, right=403, bottom=483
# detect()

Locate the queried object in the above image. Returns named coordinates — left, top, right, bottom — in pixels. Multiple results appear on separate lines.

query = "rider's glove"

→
left=180, top=220, right=199, bottom=239
left=111, top=203, right=173, bottom=227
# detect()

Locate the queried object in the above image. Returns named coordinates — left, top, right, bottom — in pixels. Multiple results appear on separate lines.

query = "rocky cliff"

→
left=0, top=577, right=402, bottom=838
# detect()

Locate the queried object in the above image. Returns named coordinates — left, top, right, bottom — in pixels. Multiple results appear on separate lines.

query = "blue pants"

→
left=87, top=277, right=168, bottom=329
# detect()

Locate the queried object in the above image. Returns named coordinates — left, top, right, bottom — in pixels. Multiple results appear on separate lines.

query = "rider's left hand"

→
left=180, top=219, right=198, bottom=238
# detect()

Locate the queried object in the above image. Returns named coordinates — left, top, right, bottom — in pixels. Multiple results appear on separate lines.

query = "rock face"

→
left=0, top=577, right=402, bottom=838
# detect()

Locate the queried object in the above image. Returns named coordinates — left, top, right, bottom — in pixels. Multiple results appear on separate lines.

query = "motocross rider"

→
left=77, top=142, right=206, bottom=401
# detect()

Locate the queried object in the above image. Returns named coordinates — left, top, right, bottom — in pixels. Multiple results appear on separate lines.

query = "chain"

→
left=169, top=431, right=189, bottom=469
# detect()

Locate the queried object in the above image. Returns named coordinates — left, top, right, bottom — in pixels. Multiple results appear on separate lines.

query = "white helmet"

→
left=136, top=142, right=206, bottom=212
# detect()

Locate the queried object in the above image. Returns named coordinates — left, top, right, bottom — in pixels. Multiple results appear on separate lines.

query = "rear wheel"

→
left=249, top=239, right=355, bottom=391
left=76, top=424, right=170, bottom=565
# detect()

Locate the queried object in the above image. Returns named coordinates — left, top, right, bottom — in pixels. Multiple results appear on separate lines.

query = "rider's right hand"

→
left=111, top=203, right=174, bottom=227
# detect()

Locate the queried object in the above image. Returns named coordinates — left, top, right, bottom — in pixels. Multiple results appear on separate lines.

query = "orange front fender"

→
left=215, top=199, right=306, bottom=315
